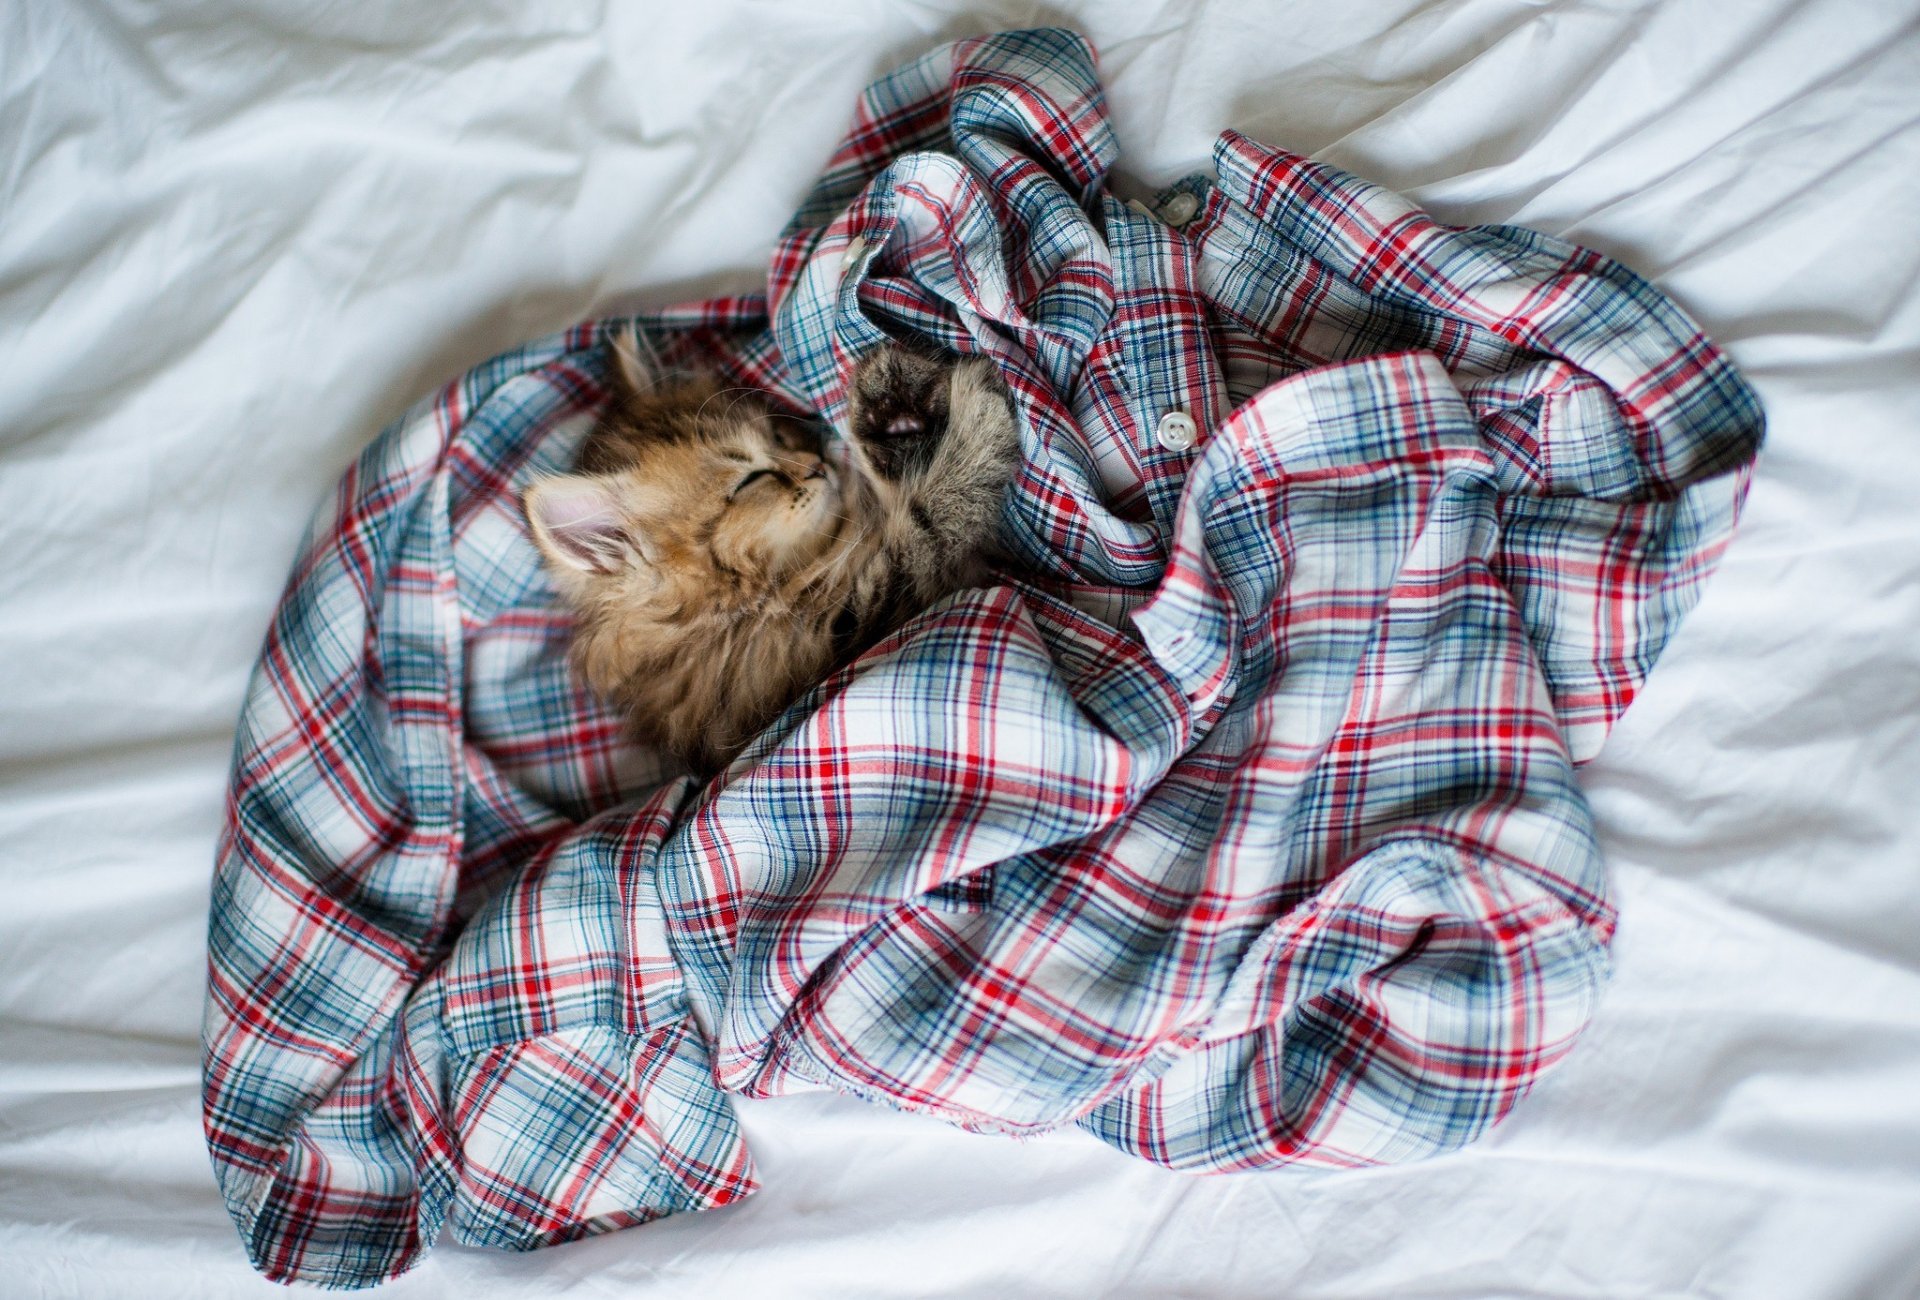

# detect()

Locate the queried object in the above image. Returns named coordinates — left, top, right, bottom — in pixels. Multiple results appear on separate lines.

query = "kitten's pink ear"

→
left=524, top=476, right=633, bottom=575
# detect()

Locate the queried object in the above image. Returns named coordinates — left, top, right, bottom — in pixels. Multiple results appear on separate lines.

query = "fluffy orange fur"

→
left=523, top=333, right=1020, bottom=772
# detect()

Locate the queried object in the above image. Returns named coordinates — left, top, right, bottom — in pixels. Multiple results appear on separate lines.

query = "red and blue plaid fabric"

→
left=204, top=29, right=1763, bottom=1288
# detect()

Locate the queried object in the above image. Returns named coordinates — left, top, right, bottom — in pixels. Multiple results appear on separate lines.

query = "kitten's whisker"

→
left=694, top=386, right=765, bottom=423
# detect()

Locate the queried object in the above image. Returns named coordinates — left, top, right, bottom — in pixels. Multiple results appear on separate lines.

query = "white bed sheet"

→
left=3, top=2, right=1917, bottom=1296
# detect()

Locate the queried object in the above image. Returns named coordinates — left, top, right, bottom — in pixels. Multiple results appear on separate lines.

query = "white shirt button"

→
left=1155, top=410, right=1198, bottom=451
left=842, top=235, right=867, bottom=268
left=1160, top=192, right=1200, bottom=226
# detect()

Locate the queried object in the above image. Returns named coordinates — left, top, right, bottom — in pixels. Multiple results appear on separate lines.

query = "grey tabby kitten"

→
left=523, top=337, right=1022, bottom=771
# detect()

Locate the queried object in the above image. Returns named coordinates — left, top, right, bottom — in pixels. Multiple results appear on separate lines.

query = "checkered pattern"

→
left=203, top=28, right=1764, bottom=1288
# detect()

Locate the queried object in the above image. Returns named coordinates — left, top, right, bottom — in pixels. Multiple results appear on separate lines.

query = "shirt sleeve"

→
left=203, top=326, right=759, bottom=1288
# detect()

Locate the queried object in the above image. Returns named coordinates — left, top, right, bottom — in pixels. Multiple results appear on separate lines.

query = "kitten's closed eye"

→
left=731, top=469, right=775, bottom=498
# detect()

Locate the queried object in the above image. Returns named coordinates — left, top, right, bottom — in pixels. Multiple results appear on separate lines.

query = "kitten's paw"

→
left=847, top=344, right=951, bottom=479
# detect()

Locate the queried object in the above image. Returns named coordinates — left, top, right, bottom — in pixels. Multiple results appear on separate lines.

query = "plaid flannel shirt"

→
left=204, top=29, right=1763, bottom=1288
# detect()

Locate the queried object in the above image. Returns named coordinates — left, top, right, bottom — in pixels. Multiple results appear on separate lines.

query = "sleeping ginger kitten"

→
left=523, top=334, right=1022, bottom=771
